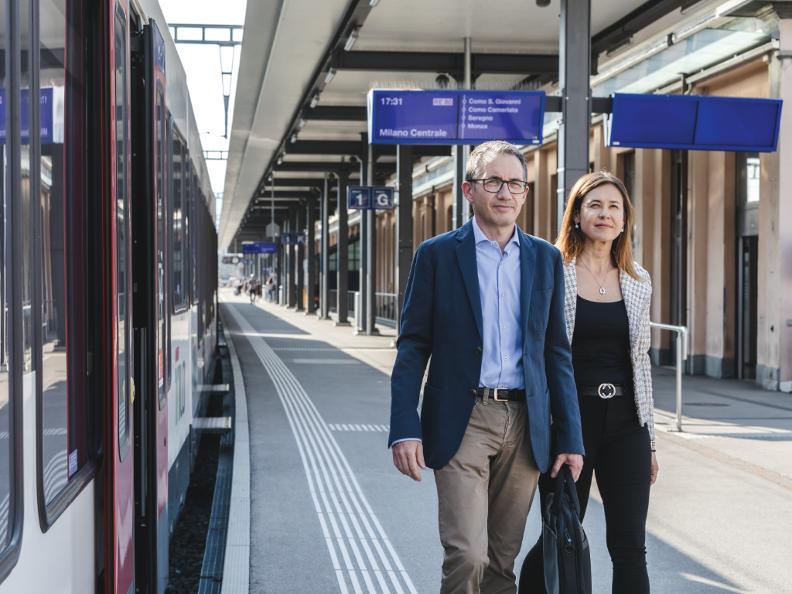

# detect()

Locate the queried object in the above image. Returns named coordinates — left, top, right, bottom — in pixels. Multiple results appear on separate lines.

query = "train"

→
left=0, top=0, right=219, bottom=592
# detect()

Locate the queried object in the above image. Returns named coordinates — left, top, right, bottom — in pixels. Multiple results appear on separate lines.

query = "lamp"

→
left=344, top=26, right=360, bottom=51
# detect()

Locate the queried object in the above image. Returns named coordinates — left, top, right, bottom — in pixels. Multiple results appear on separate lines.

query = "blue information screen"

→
left=607, top=93, right=783, bottom=152
left=242, top=242, right=277, bottom=254
left=0, top=87, right=59, bottom=144
left=368, top=89, right=545, bottom=145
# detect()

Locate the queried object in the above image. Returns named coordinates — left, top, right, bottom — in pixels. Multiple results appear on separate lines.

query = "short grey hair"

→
left=465, top=140, right=528, bottom=181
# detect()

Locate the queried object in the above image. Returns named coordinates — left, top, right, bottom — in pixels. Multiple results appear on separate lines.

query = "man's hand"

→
left=551, top=453, right=584, bottom=481
left=649, top=452, right=659, bottom=485
left=392, top=440, right=425, bottom=481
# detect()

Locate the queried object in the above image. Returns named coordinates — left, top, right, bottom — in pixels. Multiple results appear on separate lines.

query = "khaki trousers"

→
left=435, top=400, right=539, bottom=594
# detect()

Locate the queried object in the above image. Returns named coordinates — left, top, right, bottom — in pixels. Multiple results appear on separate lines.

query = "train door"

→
left=736, top=153, right=760, bottom=379
left=130, top=18, right=169, bottom=594
left=104, top=1, right=136, bottom=592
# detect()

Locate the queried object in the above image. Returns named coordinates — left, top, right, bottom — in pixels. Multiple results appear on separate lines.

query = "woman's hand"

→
left=650, top=452, right=659, bottom=485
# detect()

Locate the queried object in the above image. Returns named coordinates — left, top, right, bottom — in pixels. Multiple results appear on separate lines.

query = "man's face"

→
left=461, top=153, right=527, bottom=232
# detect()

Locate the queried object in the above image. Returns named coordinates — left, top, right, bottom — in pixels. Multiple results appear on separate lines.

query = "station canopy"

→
left=219, top=0, right=700, bottom=250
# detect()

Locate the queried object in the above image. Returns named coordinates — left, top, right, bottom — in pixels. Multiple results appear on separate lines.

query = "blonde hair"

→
left=555, top=171, right=640, bottom=280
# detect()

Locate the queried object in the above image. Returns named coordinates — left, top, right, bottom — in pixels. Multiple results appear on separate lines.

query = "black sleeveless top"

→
left=571, top=296, right=633, bottom=387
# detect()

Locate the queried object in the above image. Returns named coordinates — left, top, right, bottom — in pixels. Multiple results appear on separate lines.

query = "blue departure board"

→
left=368, top=89, right=545, bottom=145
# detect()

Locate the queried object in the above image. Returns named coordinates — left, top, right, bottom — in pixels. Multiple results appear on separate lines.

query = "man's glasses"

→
left=468, top=177, right=529, bottom=195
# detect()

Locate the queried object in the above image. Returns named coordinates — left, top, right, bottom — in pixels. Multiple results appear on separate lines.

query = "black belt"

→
left=580, top=383, right=625, bottom=399
left=472, top=387, right=525, bottom=402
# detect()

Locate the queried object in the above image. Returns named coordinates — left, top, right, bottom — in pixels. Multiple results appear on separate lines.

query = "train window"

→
left=191, top=175, right=199, bottom=305
left=164, top=117, right=172, bottom=391
left=115, top=4, right=131, bottom=458
left=20, top=0, right=33, bottom=374
left=38, top=0, right=94, bottom=509
left=156, top=87, right=166, bottom=405
left=196, top=197, right=204, bottom=341
left=171, top=137, right=187, bottom=311
left=0, top=0, right=15, bottom=555
left=183, top=155, right=192, bottom=305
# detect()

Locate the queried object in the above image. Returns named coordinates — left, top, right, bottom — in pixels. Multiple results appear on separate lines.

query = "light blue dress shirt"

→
left=472, top=217, right=524, bottom=389
left=391, top=219, right=526, bottom=446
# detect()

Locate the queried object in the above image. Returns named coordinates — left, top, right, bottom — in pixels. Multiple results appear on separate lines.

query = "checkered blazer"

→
left=563, top=258, right=656, bottom=445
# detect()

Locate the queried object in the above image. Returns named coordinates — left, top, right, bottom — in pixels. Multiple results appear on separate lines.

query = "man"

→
left=389, top=141, right=584, bottom=593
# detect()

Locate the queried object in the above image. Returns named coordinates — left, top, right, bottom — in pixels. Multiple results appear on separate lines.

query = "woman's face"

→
left=574, top=184, right=625, bottom=244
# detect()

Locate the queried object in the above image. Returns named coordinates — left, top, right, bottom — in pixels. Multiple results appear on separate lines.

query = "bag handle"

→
left=551, top=464, right=581, bottom=517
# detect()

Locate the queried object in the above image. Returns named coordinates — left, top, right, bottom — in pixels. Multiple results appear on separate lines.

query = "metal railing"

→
left=649, top=321, right=688, bottom=432
left=348, top=291, right=357, bottom=319
left=328, top=290, right=356, bottom=319
left=375, top=292, right=398, bottom=327
left=328, top=289, right=336, bottom=313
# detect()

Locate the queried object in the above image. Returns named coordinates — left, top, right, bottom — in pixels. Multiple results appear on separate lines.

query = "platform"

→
left=220, top=289, right=792, bottom=593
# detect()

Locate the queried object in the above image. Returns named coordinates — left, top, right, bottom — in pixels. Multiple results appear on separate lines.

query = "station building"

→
left=220, top=0, right=792, bottom=393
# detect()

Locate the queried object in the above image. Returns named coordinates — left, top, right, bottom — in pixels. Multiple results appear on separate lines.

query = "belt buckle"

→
left=597, top=383, right=616, bottom=399
left=493, top=388, right=508, bottom=402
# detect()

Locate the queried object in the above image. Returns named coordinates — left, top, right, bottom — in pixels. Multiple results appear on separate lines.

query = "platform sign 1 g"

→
left=348, top=186, right=371, bottom=209
left=347, top=186, right=394, bottom=210
left=371, top=187, right=394, bottom=209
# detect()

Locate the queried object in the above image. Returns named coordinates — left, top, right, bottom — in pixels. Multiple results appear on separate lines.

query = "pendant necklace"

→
left=579, top=260, right=610, bottom=296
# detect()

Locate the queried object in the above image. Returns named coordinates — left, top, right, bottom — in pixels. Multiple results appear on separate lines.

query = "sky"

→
left=158, top=0, right=249, bottom=222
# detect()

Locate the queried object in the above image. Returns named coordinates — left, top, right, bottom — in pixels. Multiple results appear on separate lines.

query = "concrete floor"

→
left=221, top=290, right=792, bottom=594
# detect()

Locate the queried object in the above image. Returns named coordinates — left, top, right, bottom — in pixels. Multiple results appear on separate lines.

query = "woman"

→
left=519, top=171, right=659, bottom=594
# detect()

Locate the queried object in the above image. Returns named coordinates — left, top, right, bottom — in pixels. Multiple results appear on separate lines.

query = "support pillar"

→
left=452, top=37, right=473, bottom=229
left=357, top=141, right=369, bottom=333
left=758, top=11, right=792, bottom=391
left=276, top=232, right=284, bottom=304
left=306, top=193, right=317, bottom=315
left=453, top=146, right=466, bottom=228
left=320, top=175, right=330, bottom=319
left=336, top=170, right=350, bottom=325
left=295, top=202, right=305, bottom=311
left=365, top=155, right=378, bottom=335
left=557, top=0, right=591, bottom=234
left=287, top=207, right=297, bottom=308
left=396, top=146, right=414, bottom=334
left=357, top=138, right=379, bottom=335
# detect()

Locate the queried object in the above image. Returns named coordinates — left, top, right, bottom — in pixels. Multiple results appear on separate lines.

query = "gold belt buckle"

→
left=597, top=383, right=616, bottom=399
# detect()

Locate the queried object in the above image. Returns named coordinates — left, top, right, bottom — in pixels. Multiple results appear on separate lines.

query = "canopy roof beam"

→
left=331, top=50, right=559, bottom=79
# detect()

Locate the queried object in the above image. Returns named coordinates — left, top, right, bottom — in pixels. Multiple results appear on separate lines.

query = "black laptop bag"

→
left=542, top=465, right=592, bottom=594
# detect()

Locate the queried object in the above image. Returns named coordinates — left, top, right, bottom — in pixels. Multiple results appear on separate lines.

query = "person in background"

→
left=519, top=171, right=659, bottom=594
left=267, top=276, right=275, bottom=302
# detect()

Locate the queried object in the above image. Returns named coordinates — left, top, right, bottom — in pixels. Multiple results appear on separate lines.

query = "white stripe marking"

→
left=291, top=359, right=360, bottom=365
left=226, top=304, right=416, bottom=593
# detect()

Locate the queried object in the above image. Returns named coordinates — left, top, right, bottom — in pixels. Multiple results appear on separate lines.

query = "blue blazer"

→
left=388, top=221, right=584, bottom=472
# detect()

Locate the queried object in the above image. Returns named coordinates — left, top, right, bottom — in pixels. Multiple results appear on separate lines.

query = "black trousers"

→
left=519, top=389, right=651, bottom=594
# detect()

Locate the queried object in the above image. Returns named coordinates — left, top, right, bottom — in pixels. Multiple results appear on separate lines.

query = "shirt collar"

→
left=471, top=216, right=521, bottom=252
